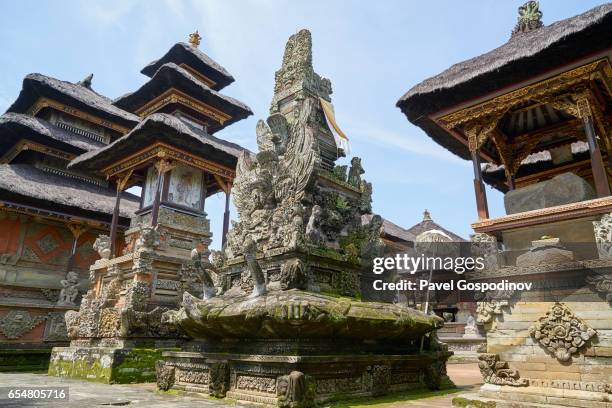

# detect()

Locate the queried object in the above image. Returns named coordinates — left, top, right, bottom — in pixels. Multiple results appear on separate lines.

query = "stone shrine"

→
left=156, top=29, right=452, bottom=406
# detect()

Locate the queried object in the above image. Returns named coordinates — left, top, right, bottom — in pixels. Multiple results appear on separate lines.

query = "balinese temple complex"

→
left=399, top=2, right=612, bottom=407
left=0, top=32, right=252, bottom=370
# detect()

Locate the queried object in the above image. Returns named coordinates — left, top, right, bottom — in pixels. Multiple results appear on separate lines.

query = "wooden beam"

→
left=579, top=96, right=611, bottom=197
left=471, top=150, right=489, bottom=220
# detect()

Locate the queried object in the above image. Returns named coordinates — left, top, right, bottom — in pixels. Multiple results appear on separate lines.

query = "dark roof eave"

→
left=0, top=112, right=104, bottom=156
left=114, top=63, right=252, bottom=131
left=69, top=113, right=249, bottom=172
left=141, top=42, right=234, bottom=91
left=7, top=74, right=140, bottom=128
left=396, top=3, right=612, bottom=159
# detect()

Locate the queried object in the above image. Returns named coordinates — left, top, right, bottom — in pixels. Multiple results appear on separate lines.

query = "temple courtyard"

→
left=0, top=364, right=481, bottom=408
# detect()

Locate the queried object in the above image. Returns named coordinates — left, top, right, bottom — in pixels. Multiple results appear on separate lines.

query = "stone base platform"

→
left=453, top=383, right=612, bottom=408
left=443, top=336, right=486, bottom=364
left=157, top=349, right=454, bottom=406
left=49, top=346, right=178, bottom=383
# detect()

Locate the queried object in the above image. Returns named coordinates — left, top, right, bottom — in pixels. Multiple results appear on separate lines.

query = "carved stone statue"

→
left=347, top=156, right=364, bottom=186
left=463, top=314, right=479, bottom=338
left=57, top=271, right=80, bottom=306
left=135, top=225, right=160, bottom=252
left=93, top=235, right=111, bottom=260
left=243, top=237, right=267, bottom=297
left=180, top=248, right=217, bottom=300
left=305, top=205, right=324, bottom=245
left=276, top=371, right=307, bottom=408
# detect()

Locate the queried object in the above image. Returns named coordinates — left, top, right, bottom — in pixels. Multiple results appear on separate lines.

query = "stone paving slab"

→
left=0, top=364, right=482, bottom=408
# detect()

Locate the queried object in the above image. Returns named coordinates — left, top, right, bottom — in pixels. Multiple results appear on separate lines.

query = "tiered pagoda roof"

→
left=114, top=63, right=252, bottom=133
left=113, top=34, right=252, bottom=134
left=141, top=42, right=234, bottom=90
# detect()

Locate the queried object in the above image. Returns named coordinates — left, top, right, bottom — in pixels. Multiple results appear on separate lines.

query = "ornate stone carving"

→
left=156, top=361, right=175, bottom=391
left=180, top=248, right=216, bottom=299
left=236, top=375, right=276, bottom=393
left=134, top=225, right=160, bottom=253
left=586, top=272, right=612, bottom=302
left=57, top=271, right=80, bottom=306
left=471, top=233, right=498, bottom=271
left=593, top=213, right=612, bottom=260
left=529, top=302, right=596, bottom=362
left=347, top=157, right=364, bottom=187
left=476, top=301, right=508, bottom=325
left=422, top=360, right=448, bottom=390
left=370, top=365, right=391, bottom=396
left=305, top=205, right=324, bottom=246
left=208, top=362, right=229, bottom=398
left=279, top=258, right=308, bottom=290
left=463, top=314, right=479, bottom=338
left=0, top=310, right=46, bottom=339
left=512, top=1, right=543, bottom=35
left=43, top=312, right=69, bottom=342
left=478, top=353, right=528, bottom=386
left=244, top=237, right=267, bottom=297
left=93, top=234, right=111, bottom=260
left=277, top=371, right=308, bottom=407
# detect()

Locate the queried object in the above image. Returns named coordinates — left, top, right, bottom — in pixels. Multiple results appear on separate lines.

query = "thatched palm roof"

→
left=7, top=73, right=139, bottom=128
left=114, top=63, right=251, bottom=133
left=0, top=113, right=103, bottom=157
left=0, top=164, right=139, bottom=220
left=396, top=3, right=612, bottom=160
left=141, top=42, right=234, bottom=91
left=69, top=113, right=249, bottom=172
left=362, top=214, right=416, bottom=243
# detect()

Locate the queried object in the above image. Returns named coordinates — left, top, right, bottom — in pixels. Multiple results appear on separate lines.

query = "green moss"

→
left=325, top=387, right=462, bottom=407
left=48, top=348, right=180, bottom=384
left=0, top=349, right=51, bottom=372
left=451, top=397, right=496, bottom=408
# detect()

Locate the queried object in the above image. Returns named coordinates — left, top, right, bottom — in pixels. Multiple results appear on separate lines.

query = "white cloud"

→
left=344, top=120, right=466, bottom=165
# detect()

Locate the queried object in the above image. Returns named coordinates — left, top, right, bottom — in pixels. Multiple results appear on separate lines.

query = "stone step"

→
left=452, top=392, right=576, bottom=408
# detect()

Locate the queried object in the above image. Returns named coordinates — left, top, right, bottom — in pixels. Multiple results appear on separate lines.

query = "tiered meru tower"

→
left=48, top=32, right=252, bottom=383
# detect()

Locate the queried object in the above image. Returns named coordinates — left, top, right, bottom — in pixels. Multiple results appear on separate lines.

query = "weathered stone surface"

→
left=504, top=172, right=595, bottom=214
left=165, top=290, right=441, bottom=340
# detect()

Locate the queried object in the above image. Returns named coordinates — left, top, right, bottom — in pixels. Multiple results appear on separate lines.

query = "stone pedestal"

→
left=159, top=346, right=452, bottom=405
left=49, top=206, right=213, bottom=383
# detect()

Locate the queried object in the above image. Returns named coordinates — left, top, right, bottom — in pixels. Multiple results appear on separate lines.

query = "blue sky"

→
left=0, top=0, right=605, bottom=247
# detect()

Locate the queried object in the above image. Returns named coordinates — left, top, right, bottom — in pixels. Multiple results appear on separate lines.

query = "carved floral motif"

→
left=593, top=213, right=612, bottom=260
left=529, top=302, right=596, bottom=362
left=0, top=310, right=46, bottom=339
left=478, top=353, right=528, bottom=386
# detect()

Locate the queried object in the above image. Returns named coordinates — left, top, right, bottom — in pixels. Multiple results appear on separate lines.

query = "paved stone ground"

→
left=0, top=364, right=481, bottom=408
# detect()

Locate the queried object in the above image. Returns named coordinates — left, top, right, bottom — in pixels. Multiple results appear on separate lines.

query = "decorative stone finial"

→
left=423, top=209, right=432, bottom=221
left=188, top=30, right=202, bottom=48
left=512, top=1, right=543, bottom=36
left=77, top=73, right=93, bottom=89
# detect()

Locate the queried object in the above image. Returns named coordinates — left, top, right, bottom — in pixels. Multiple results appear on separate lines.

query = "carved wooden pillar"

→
left=222, top=183, right=232, bottom=248
left=66, top=223, right=87, bottom=271
left=577, top=94, right=611, bottom=197
left=471, top=150, right=489, bottom=220
left=109, top=188, right=122, bottom=258
left=506, top=174, right=515, bottom=191
left=109, top=171, right=133, bottom=257
left=151, top=160, right=174, bottom=227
